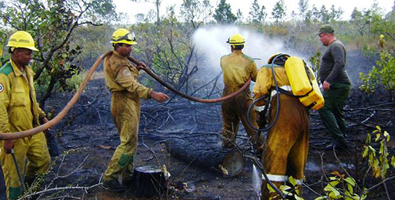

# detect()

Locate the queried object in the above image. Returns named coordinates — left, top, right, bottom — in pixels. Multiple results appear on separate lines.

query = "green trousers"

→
left=318, top=82, right=351, bottom=145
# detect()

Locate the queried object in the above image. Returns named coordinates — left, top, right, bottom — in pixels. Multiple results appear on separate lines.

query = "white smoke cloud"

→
left=192, top=25, right=289, bottom=72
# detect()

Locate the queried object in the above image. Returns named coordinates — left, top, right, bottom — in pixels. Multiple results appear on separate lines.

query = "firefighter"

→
left=253, top=53, right=310, bottom=199
left=102, top=28, right=169, bottom=191
left=378, top=34, right=385, bottom=50
left=220, top=33, right=263, bottom=151
left=0, top=31, right=51, bottom=199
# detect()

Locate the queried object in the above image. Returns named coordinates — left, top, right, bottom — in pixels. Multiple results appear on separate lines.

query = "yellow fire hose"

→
left=0, top=51, right=251, bottom=140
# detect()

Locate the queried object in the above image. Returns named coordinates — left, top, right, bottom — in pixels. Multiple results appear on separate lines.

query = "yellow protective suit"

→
left=253, top=64, right=310, bottom=200
left=220, top=50, right=261, bottom=148
left=103, top=51, right=153, bottom=182
left=0, top=60, right=50, bottom=200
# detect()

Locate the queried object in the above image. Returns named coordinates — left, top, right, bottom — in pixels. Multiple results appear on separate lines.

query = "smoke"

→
left=192, top=25, right=292, bottom=74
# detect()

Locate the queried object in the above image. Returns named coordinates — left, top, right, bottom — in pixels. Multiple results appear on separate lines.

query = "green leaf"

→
left=375, top=133, right=381, bottom=142
left=369, top=146, right=376, bottom=153
left=295, top=195, right=305, bottom=200
left=289, top=176, right=297, bottom=186
left=267, top=183, right=276, bottom=193
left=379, top=141, right=384, bottom=154
left=345, top=177, right=355, bottom=186
left=279, top=185, right=291, bottom=191
left=362, top=147, right=369, bottom=158
left=347, top=183, right=354, bottom=194
left=384, top=131, right=390, bottom=141
left=391, top=156, right=395, bottom=168
left=366, top=133, right=371, bottom=144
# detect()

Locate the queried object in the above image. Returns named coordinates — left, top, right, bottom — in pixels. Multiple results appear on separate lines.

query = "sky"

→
left=114, top=0, right=394, bottom=23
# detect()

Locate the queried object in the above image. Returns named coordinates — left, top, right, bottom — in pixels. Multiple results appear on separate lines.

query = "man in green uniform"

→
left=0, top=31, right=51, bottom=199
left=317, top=25, right=351, bottom=150
left=220, top=33, right=263, bottom=152
left=253, top=53, right=310, bottom=199
left=102, top=28, right=169, bottom=191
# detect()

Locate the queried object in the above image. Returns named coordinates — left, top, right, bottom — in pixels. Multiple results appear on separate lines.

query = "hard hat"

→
left=6, top=31, right=38, bottom=51
left=110, top=28, right=137, bottom=45
left=226, top=34, right=245, bottom=46
left=380, top=34, right=384, bottom=39
left=268, top=53, right=290, bottom=64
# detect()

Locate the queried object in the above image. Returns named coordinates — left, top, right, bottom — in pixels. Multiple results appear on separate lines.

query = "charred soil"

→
left=1, top=52, right=395, bottom=200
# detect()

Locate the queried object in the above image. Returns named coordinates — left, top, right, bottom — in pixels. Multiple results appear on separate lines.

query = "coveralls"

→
left=220, top=50, right=261, bottom=149
left=0, top=60, right=51, bottom=200
left=253, top=64, right=310, bottom=200
left=318, top=40, right=351, bottom=147
left=103, top=51, right=153, bottom=182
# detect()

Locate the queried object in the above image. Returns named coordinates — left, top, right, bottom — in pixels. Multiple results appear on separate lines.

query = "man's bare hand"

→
left=136, top=62, right=147, bottom=71
left=323, top=81, right=331, bottom=90
left=4, top=140, right=14, bottom=154
left=151, top=91, right=170, bottom=103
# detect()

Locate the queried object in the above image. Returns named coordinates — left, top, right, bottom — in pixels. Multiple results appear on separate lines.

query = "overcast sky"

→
left=114, top=0, right=394, bottom=23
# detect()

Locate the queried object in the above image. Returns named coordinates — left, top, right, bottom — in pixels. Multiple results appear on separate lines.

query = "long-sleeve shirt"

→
left=104, top=51, right=152, bottom=100
left=318, top=40, right=351, bottom=84
left=0, top=59, right=46, bottom=134
left=220, top=51, right=257, bottom=93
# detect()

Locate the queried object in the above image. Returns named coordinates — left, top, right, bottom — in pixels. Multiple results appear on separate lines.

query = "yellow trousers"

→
left=261, top=95, right=309, bottom=200
left=221, top=88, right=262, bottom=148
left=104, top=92, right=139, bottom=182
left=0, top=132, right=50, bottom=200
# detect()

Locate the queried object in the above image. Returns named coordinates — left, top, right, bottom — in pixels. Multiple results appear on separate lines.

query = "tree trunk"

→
left=165, top=136, right=245, bottom=177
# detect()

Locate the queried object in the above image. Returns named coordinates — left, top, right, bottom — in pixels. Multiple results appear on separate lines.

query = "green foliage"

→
left=359, top=51, right=395, bottom=99
left=248, top=0, right=266, bottom=25
left=315, top=171, right=367, bottom=200
left=309, top=51, right=321, bottom=72
left=362, top=126, right=395, bottom=179
left=0, top=0, right=117, bottom=106
left=267, top=177, right=304, bottom=200
left=213, top=0, right=237, bottom=24
left=271, top=0, right=286, bottom=23
left=131, top=12, right=199, bottom=94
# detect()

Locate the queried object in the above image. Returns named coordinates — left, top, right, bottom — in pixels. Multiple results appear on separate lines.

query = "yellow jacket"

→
left=0, top=59, right=46, bottom=134
left=253, top=64, right=290, bottom=106
left=104, top=51, right=152, bottom=100
left=221, top=51, right=257, bottom=93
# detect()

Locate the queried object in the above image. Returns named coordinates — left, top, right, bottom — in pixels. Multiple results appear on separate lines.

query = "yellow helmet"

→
left=380, top=34, right=384, bottom=39
left=110, top=28, right=137, bottom=45
left=226, top=34, right=245, bottom=46
left=268, top=53, right=290, bottom=64
left=7, top=31, right=38, bottom=51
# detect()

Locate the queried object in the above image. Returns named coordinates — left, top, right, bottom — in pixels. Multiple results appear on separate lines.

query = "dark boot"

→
left=122, top=178, right=134, bottom=189
left=102, top=180, right=125, bottom=192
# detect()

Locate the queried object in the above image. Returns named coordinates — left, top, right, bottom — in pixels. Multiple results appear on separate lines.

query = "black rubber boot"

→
left=102, top=180, right=125, bottom=192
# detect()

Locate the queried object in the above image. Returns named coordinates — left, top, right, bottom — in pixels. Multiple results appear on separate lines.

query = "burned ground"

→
left=1, top=51, right=394, bottom=200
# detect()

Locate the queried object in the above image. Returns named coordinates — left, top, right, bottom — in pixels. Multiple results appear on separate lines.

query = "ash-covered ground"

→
left=1, top=51, right=394, bottom=200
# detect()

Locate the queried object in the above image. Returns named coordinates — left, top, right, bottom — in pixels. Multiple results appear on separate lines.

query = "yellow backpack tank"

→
left=284, top=56, right=324, bottom=110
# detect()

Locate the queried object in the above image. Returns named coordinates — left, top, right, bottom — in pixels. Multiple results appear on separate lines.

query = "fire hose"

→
left=127, top=56, right=251, bottom=103
left=0, top=51, right=251, bottom=140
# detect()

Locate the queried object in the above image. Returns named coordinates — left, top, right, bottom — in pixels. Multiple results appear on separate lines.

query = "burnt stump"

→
left=129, top=165, right=168, bottom=198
